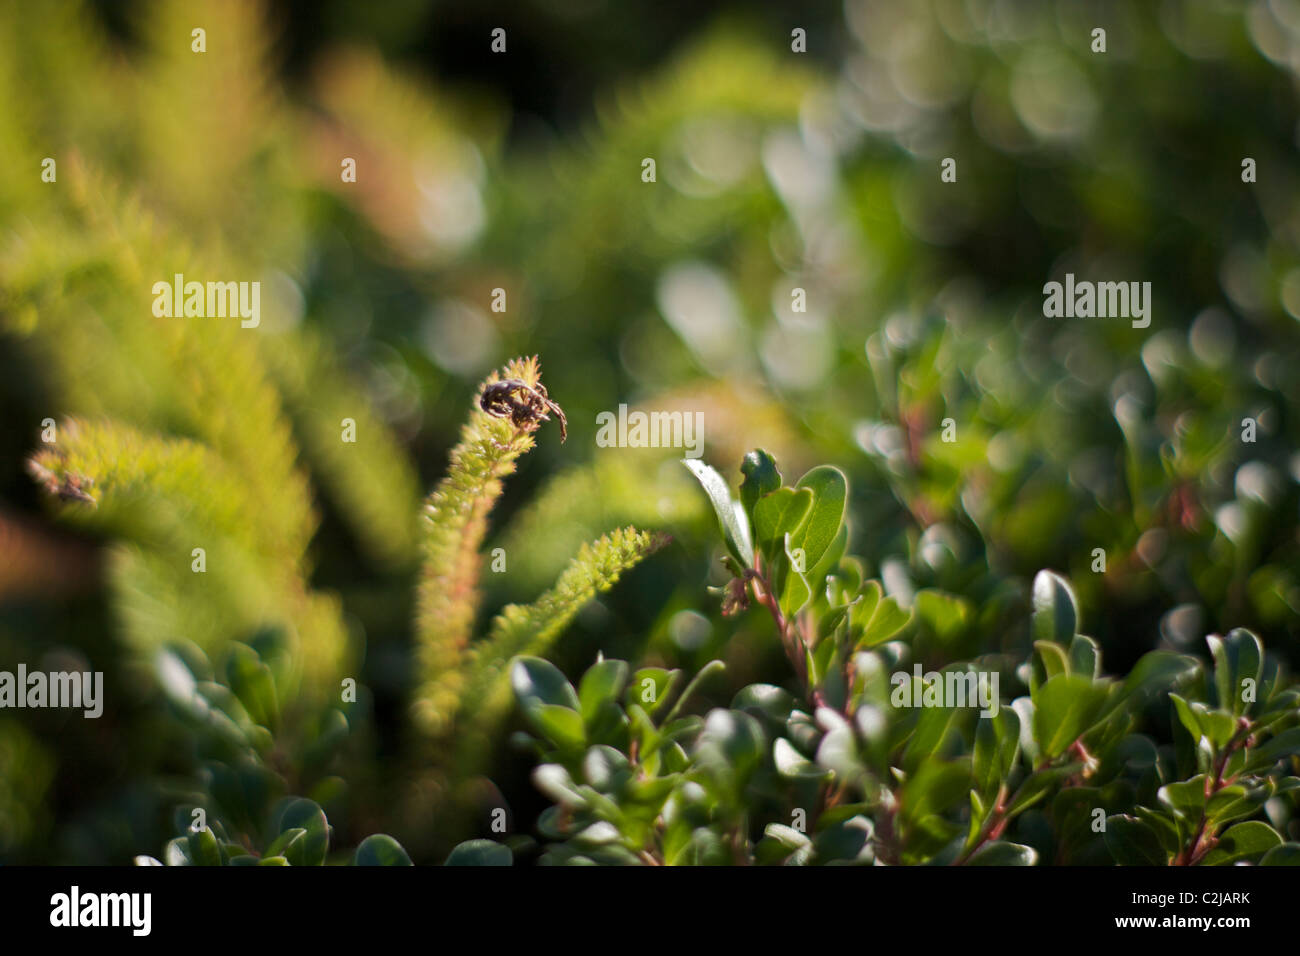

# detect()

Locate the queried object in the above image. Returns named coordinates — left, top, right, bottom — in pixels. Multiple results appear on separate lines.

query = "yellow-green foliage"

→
left=452, top=526, right=668, bottom=773
left=4, top=166, right=316, bottom=561
left=491, top=383, right=806, bottom=595
left=266, top=328, right=421, bottom=569
left=491, top=450, right=702, bottom=596
left=414, top=356, right=546, bottom=734
left=413, top=358, right=668, bottom=753
left=0, top=719, right=54, bottom=855
left=27, top=419, right=349, bottom=694
left=493, top=30, right=816, bottom=307
left=2, top=0, right=683, bottom=844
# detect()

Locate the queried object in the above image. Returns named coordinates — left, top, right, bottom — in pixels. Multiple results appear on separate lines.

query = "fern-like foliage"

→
left=452, top=526, right=669, bottom=773
left=26, top=418, right=349, bottom=695
left=413, top=357, right=667, bottom=749
left=413, top=356, right=548, bottom=733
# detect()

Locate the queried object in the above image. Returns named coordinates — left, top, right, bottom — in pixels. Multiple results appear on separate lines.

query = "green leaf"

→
left=189, top=827, right=223, bottom=867
left=1105, top=815, right=1168, bottom=865
left=807, top=525, right=850, bottom=592
left=732, top=683, right=797, bottom=731
left=1010, top=697, right=1039, bottom=764
left=973, top=708, right=1021, bottom=800
left=1260, top=843, right=1300, bottom=865
left=1208, top=629, right=1262, bottom=717
left=695, top=708, right=766, bottom=787
left=739, top=449, right=781, bottom=521
left=277, top=798, right=329, bottom=867
left=1032, top=674, right=1108, bottom=758
left=527, top=704, right=587, bottom=751
left=445, top=839, right=512, bottom=866
left=811, top=815, right=875, bottom=864
left=1034, top=641, right=1070, bottom=681
left=354, top=834, right=413, bottom=866
left=967, top=790, right=988, bottom=847
left=1169, top=693, right=1203, bottom=743
left=1121, top=651, right=1199, bottom=703
left=1135, top=806, right=1182, bottom=854
left=1004, top=764, right=1080, bottom=817
left=683, top=458, right=753, bottom=567
left=532, top=763, right=587, bottom=806
left=664, top=659, right=725, bottom=723
left=916, top=590, right=973, bottom=644
left=1244, top=726, right=1300, bottom=772
left=1200, top=821, right=1282, bottom=865
left=450, top=527, right=666, bottom=773
left=511, top=656, right=580, bottom=711
left=265, top=827, right=307, bottom=859
left=225, top=644, right=279, bottom=729
left=581, top=745, right=632, bottom=791
left=898, top=759, right=971, bottom=834
left=162, top=837, right=192, bottom=867
left=1168, top=693, right=1237, bottom=755
left=902, top=691, right=966, bottom=773
left=1195, top=706, right=1238, bottom=750
left=967, top=841, right=1038, bottom=865
left=787, top=465, right=847, bottom=574
left=1157, top=775, right=1207, bottom=824
left=762, top=823, right=811, bottom=853
left=851, top=581, right=912, bottom=648
left=1067, top=635, right=1100, bottom=680
left=578, top=659, right=629, bottom=726
left=1031, top=570, right=1078, bottom=643
left=777, top=532, right=814, bottom=618
left=625, top=667, right=679, bottom=716
left=1205, top=784, right=1269, bottom=828
left=752, top=487, right=812, bottom=565
left=773, top=737, right=831, bottom=780
left=814, top=709, right=862, bottom=781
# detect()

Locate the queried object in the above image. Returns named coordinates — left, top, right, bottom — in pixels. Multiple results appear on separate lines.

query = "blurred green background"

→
left=0, top=0, right=1297, bottom=863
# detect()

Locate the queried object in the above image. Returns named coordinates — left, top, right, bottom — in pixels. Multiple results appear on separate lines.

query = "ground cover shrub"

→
left=454, top=451, right=1300, bottom=864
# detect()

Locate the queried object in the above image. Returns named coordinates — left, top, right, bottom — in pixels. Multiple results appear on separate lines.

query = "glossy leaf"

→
left=787, top=466, right=847, bottom=574
left=511, top=656, right=580, bottom=712
left=1208, top=629, right=1262, bottom=717
left=445, top=839, right=512, bottom=866
left=967, top=841, right=1038, bottom=865
left=852, top=581, right=912, bottom=648
left=277, top=798, right=329, bottom=867
left=1104, top=815, right=1168, bottom=865
left=683, top=458, right=753, bottom=568
left=739, top=449, right=782, bottom=522
left=1032, top=674, right=1108, bottom=758
left=752, top=486, right=812, bottom=565
left=354, top=834, right=413, bottom=866
left=1031, top=570, right=1078, bottom=644
left=1200, top=821, right=1282, bottom=865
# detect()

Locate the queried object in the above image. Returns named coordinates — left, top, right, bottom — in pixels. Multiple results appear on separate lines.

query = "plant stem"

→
left=1174, top=728, right=1248, bottom=866
left=748, top=568, right=808, bottom=690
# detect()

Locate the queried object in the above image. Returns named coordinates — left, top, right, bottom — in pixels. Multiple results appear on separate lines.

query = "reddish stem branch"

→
left=748, top=568, right=809, bottom=691
left=1174, top=729, right=1248, bottom=866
